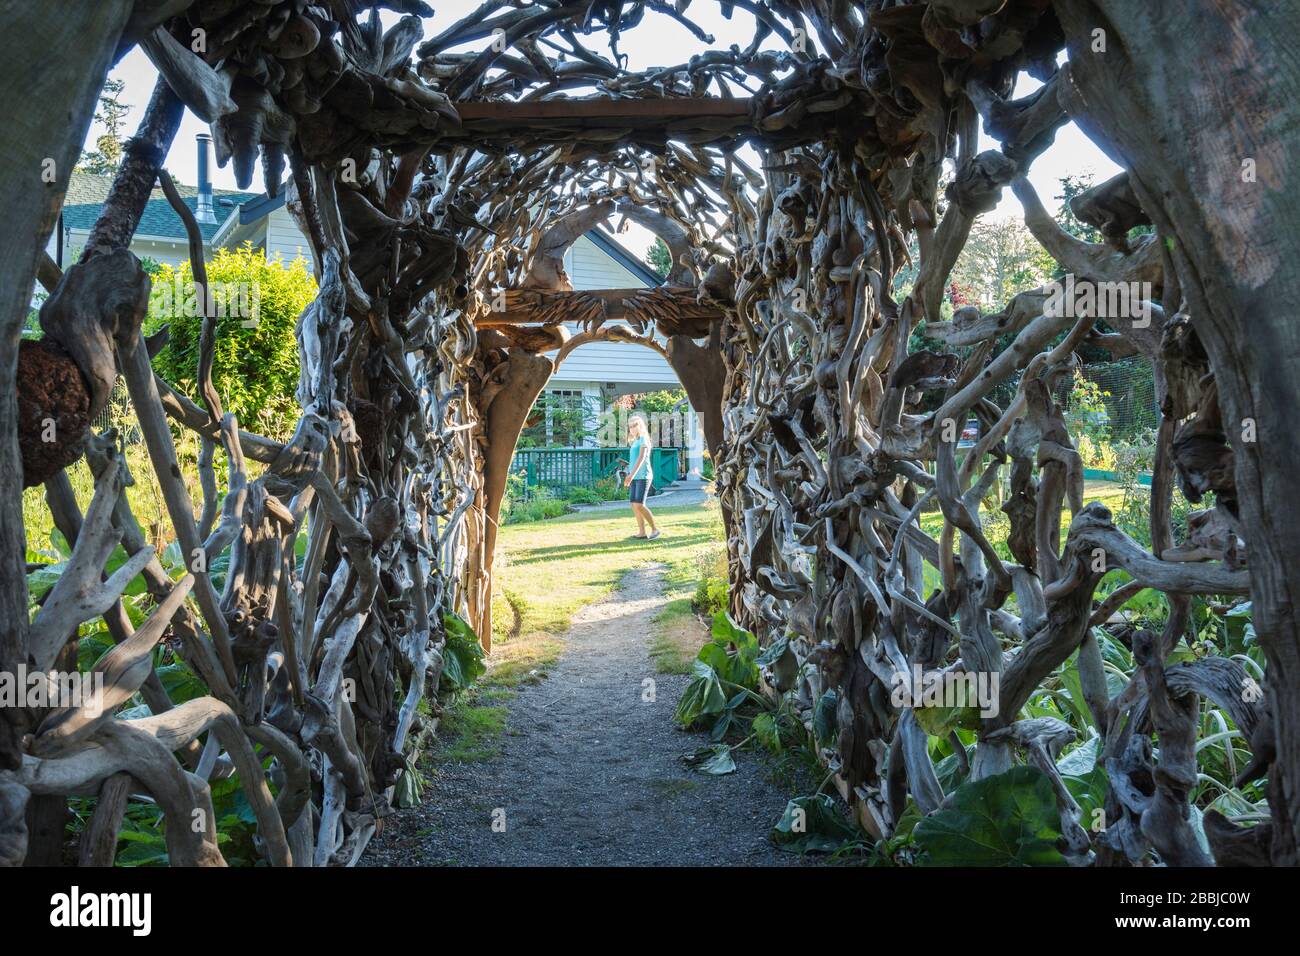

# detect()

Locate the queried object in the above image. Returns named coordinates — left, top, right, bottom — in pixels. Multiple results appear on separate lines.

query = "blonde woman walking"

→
left=624, top=415, right=661, bottom=540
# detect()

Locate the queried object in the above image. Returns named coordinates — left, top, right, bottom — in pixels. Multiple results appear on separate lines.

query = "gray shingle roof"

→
left=62, top=171, right=260, bottom=242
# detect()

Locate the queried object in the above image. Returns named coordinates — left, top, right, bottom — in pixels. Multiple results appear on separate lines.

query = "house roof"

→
left=61, top=171, right=260, bottom=243
left=62, top=172, right=667, bottom=283
left=237, top=189, right=287, bottom=225
left=586, top=227, right=664, bottom=287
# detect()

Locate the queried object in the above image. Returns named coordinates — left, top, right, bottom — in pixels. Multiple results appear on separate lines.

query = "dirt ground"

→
left=364, top=564, right=812, bottom=866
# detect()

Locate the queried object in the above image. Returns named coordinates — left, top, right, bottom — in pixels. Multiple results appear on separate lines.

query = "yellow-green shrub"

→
left=146, top=243, right=316, bottom=441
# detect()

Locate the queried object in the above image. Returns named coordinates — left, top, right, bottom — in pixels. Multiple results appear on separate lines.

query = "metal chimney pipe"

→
left=195, top=132, right=216, bottom=224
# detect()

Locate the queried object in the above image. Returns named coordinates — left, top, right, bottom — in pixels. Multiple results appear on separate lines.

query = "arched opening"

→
left=460, top=200, right=730, bottom=649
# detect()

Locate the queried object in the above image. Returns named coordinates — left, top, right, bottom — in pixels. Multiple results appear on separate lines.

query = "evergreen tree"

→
left=77, top=78, right=131, bottom=174
left=645, top=237, right=672, bottom=279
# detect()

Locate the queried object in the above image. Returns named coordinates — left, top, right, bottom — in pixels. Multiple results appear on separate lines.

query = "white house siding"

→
left=551, top=234, right=679, bottom=392
left=48, top=229, right=192, bottom=269
left=264, top=207, right=314, bottom=266
left=566, top=234, right=641, bottom=288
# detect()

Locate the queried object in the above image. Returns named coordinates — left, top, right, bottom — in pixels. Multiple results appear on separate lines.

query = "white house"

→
left=47, top=171, right=259, bottom=271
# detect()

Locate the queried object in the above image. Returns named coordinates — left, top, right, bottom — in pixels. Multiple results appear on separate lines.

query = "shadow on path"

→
left=363, top=564, right=809, bottom=866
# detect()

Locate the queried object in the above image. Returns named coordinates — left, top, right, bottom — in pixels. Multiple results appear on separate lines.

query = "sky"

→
left=97, top=2, right=1120, bottom=258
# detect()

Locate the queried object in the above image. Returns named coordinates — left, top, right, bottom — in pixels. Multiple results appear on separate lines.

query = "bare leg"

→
left=639, top=501, right=658, bottom=534
left=632, top=500, right=647, bottom=536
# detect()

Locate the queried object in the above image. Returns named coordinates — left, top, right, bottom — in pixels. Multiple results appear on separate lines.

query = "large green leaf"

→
left=708, top=690, right=750, bottom=741
left=1057, top=656, right=1097, bottom=731
left=909, top=673, right=984, bottom=737
left=440, top=611, right=486, bottom=692
left=755, top=636, right=790, bottom=668
left=1058, top=734, right=1108, bottom=823
left=913, top=766, right=1067, bottom=866
left=682, top=744, right=737, bottom=775
left=932, top=745, right=973, bottom=793
left=674, top=660, right=729, bottom=728
left=813, top=689, right=838, bottom=745
left=752, top=712, right=782, bottom=753
left=1224, top=601, right=1255, bottom=655
left=157, top=660, right=209, bottom=705
left=705, top=611, right=760, bottom=687
left=1056, top=732, right=1100, bottom=777
left=394, top=765, right=424, bottom=808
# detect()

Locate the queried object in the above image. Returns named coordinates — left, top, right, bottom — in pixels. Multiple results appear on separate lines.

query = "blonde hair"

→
left=628, top=415, right=652, bottom=444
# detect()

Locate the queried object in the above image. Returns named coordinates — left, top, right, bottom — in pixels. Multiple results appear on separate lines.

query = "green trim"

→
left=1083, top=467, right=1151, bottom=486
left=511, top=446, right=682, bottom=493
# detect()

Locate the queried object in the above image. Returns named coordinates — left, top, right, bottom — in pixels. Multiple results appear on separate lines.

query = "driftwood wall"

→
left=1, top=0, right=1297, bottom=866
left=712, top=0, right=1296, bottom=866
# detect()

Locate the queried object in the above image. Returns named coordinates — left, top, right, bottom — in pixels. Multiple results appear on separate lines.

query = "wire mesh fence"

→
left=94, top=379, right=143, bottom=444
left=1058, top=356, right=1159, bottom=441
left=985, top=354, right=1158, bottom=443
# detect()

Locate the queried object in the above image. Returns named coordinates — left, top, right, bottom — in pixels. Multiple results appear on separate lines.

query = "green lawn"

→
left=490, top=499, right=724, bottom=666
left=436, top=498, right=725, bottom=764
left=917, top=479, right=1126, bottom=551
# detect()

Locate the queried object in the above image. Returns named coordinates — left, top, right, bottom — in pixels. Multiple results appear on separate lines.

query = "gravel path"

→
left=364, top=564, right=809, bottom=866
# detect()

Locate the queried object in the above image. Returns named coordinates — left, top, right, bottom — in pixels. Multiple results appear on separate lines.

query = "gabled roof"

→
left=236, top=189, right=287, bottom=225
left=586, top=227, right=664, bottom=287
left=61, top=171, right=259, bottom=242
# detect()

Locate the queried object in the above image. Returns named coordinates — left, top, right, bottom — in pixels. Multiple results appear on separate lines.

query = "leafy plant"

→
left=147, top=243, right=317, bottom=441
left=635, top=388, right=688, bottom=416
left=674, top=659, right=730, bottom=730
left=813, top=689, right=839, bottom=746
left=691, top=543, right=729, bottom=617
left=440, top=611, right=486, bottom=694
left=502, top=486, right=572, bottom=524
left=1064, top=368, right=1113, bottom=467
left=1057, top=733, right=1109, bottom=825
left=771, top=794, right=866, bottom=854
left=913, top=766, right=1067, bottom=866
left=751, top=711, right=782, bottom=753
left=675, top=612, right=777, bottom=774
left=682, top=743, right=737, bottom=775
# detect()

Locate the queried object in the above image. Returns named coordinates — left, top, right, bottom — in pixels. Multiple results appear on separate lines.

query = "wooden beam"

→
left=441, top=97, right=759, bottom=148
left=476, top=287, right=724, bottom=328
left=456, top=97, right=752, bottom=123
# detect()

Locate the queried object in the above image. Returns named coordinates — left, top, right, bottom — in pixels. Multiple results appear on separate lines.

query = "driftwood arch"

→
left=2, top=0, right=1298, bottom=868
left=466, top=236, right=730, bottom=647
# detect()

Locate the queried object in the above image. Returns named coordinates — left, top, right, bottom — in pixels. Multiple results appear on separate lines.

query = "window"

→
left=520, top=389, right=596, bottom=447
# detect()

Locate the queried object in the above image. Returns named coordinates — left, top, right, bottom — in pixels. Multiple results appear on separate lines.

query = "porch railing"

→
left=510, top=446, right=682, bottom=494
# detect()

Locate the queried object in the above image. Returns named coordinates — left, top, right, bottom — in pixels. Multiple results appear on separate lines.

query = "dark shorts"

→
left=629, top=478, right=650, bottom=504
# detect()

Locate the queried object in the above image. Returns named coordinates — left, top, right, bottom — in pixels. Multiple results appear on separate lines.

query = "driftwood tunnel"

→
left=1, top=0, right=1298, bottom=868
left=470, top=278, right=728, bottom=650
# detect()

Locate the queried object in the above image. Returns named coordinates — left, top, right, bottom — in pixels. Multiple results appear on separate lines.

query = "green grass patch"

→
left=917, top=481, right=1127, bottom=563
left=493, top=499, right=724, bottom=645
left=650, top=597, right=709, bottom=674
left=650, top=777, right=702, bottom=796
left=438, top=693, right=511, bottom=763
